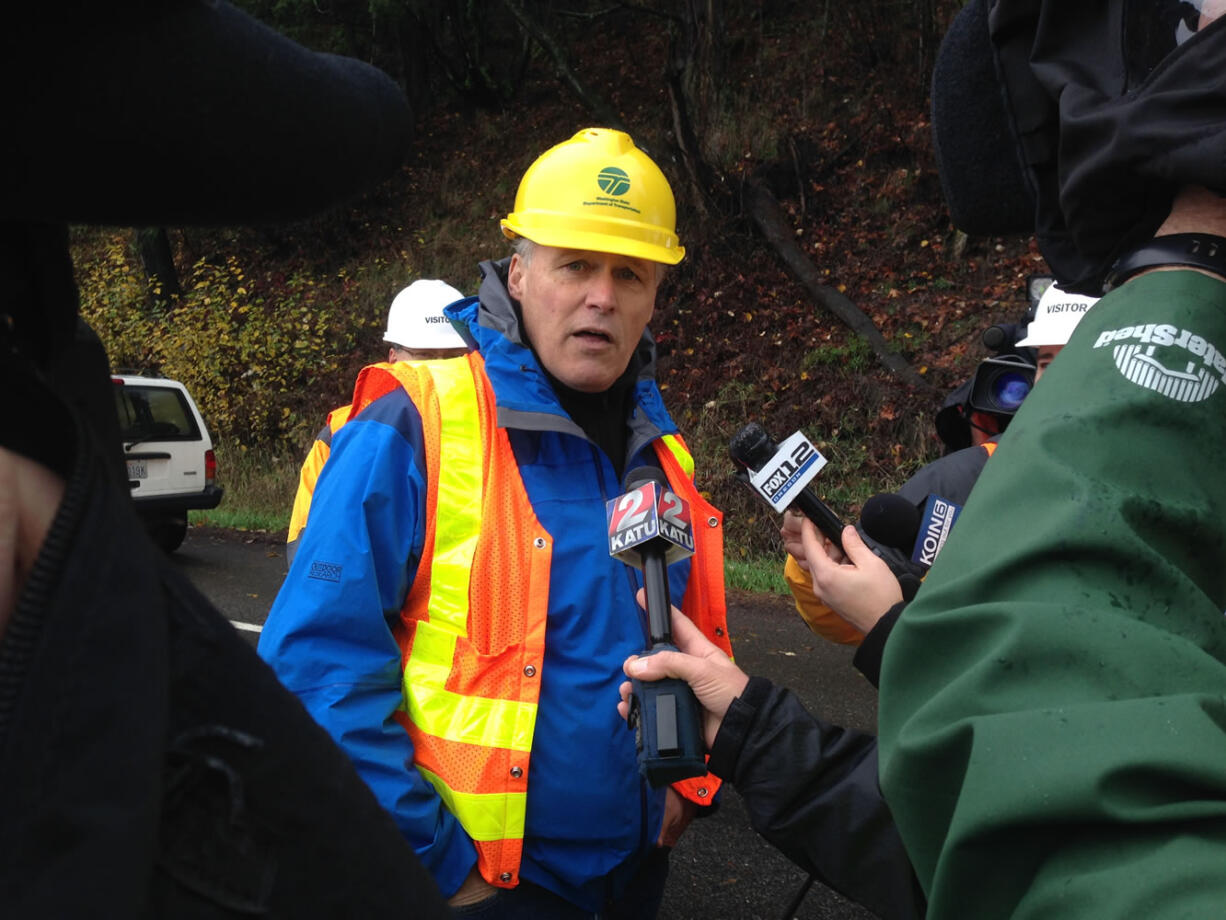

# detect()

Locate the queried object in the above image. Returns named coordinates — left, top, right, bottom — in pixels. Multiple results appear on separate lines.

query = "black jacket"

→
left=0, top=356, right=449, bottom=918
left=708, top=677, right=926, bottom=920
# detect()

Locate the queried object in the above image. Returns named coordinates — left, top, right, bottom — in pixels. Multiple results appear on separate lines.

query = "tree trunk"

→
left=133, top=227, right=181, bottom=305
left=743, top=179, right=932, bottom=390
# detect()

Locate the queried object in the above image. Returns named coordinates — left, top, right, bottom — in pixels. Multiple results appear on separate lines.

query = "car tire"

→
left=154, top=515, right=189, bottom=553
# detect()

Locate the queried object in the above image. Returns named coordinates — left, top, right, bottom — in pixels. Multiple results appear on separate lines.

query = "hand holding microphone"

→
left=801, top=521, right=903, bottom=634
left=607, top=467, right=707, bottom=787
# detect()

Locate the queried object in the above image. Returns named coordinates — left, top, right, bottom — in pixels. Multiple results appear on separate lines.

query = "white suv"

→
left=113, top=374, right=224, bottom=552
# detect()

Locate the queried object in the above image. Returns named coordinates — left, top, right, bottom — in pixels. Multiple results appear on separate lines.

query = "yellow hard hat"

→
left=501, top=128, right=685, bottom=265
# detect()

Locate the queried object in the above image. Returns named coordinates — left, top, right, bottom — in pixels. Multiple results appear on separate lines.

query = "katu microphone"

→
left=607, top=467, right=706, bottom=786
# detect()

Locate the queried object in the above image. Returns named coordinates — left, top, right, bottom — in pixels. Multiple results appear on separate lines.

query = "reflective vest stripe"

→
left=660, top=432, right=694, bottom=479
left=423, top=363, right=481, bottom=636
left=416, top=765, right=527, bottom=842
left=407, top=660, right=536, bottom=751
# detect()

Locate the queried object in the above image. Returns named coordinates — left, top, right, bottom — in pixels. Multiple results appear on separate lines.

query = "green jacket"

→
left=879, top=269, right=1226, bottom=918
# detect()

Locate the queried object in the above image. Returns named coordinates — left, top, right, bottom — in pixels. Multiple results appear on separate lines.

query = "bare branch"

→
left=501, top=0, right=626, bottom=130
left=743, top=179, right=933, bottom=390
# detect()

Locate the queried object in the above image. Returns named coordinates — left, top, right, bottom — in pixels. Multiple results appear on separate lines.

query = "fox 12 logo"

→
left=606, top=482, right=694, bottom=567
left=748, top=432, right=827, bottom=513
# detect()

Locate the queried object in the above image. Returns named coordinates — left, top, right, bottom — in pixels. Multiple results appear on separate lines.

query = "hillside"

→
left=72, top=2, right=1044, bottom=557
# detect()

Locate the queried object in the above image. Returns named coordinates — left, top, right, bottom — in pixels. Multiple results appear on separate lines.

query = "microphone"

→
left=607, top=467, right=706, bottom=786
left=859, top=493, right=921, bottom=553
left=860, top=492, right=962, bottom=571
left=728, top=422, right=845, bottom=550
left=607, top=467, right=695, bottom=644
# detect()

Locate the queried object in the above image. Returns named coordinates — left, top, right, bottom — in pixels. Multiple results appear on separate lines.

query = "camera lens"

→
left=991, top=371, right=1031, bottom=411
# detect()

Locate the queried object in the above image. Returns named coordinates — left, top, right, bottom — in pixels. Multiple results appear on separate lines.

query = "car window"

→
left=114, top=385, right=201, bottom=441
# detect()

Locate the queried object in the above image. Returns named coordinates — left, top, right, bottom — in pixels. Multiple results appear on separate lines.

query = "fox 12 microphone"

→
left=607, top=467, right=707, bottom=787
left=728, top=422, right=846, bottom=551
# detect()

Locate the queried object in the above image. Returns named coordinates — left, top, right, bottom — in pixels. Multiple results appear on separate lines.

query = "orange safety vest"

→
left=346, top=353, right=730, bottom=888
left=286, top=403, right=352, bottom=552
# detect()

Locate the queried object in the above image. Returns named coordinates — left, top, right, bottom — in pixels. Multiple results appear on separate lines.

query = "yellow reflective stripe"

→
left=660, top=433, right=694, bottom=479
left=425, top=360, right=483, bottom=636
left=417, top=765, right=526, bottom=842
left=406, top=621, right=459, bottom=689
left=400, top=360, right=538, bottom=750
left=407, top=678, right=537, bottom=751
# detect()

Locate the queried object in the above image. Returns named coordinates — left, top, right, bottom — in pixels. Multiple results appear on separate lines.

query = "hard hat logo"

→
left=597, top=167, right=631, bottom=197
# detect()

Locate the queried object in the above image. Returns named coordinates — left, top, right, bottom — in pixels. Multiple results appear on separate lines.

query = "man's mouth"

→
left=573, top=329, right=612, bottom=343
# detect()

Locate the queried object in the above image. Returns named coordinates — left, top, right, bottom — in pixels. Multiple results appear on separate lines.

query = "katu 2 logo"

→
left=1093, top=323, right=1226, bottom=403
left=597, top=166, right=631, bottom=196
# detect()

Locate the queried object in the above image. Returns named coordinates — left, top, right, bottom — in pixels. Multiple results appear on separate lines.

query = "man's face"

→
left=508, top=245, right=659, bottom=392
left=1034, top=344, right=1063, bottom=382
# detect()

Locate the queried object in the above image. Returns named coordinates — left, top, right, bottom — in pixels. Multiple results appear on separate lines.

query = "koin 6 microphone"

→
left=860, top=491, right=962, bottom=571
left=728, top=422, right=846, bottom=551
left=607, top=466, right=706, bottom=787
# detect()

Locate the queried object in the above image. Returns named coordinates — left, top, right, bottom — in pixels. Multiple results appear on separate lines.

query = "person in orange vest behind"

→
left=285, top=279, right=468, bottom=565
left=781, top=282, right=1098, bottom=685
left=259, top=128, right=732, bottom=918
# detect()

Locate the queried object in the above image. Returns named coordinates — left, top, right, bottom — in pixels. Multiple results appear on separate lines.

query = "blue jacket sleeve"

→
left=258, top=398, right=476, bottom=896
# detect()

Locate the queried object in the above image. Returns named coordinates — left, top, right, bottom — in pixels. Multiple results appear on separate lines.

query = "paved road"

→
left=172, top=526, right=882, bottom=920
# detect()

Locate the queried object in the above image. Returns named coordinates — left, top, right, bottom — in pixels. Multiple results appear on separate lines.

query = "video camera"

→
left=935, top=274, right=1050, bottom=452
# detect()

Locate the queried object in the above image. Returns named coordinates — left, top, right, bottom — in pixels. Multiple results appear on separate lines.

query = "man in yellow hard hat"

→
left=261, top=128, right=731, bottom=917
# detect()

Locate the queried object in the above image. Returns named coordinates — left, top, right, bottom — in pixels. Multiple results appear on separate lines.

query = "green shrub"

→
left=74, top=229, right=390, bottom=454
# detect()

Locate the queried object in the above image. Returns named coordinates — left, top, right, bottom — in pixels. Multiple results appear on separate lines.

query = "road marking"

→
left=231, top=620, right=263, bottom=634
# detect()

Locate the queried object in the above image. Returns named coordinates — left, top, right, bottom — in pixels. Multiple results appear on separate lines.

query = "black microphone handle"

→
left=791, top=488, right=846, bottom=550
left=641, top=548, right=673, bottom=646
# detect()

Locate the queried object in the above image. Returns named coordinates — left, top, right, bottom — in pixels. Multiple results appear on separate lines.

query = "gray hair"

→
left=511, top=236, right=536, bottom=264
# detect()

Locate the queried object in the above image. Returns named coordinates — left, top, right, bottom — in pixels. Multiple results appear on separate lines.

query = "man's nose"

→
left=584, top=266, right=618, bottom=311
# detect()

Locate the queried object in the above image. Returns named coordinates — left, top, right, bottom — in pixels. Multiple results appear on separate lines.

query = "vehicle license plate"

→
left=127, top=459, right=148, bottom=480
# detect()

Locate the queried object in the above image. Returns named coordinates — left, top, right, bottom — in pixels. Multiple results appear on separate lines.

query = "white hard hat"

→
left=1015, top=282, right=1099, bottom=347
left=383, top=279, right=467, bottom=350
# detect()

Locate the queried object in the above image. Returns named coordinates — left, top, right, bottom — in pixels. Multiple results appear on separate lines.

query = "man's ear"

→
left=507, top=252, right=525, bottom=300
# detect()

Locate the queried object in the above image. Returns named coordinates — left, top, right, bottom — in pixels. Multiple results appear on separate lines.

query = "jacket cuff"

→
left=852, top=602, right=906, bottom=688
left=708, top=676, right=773, bottom=779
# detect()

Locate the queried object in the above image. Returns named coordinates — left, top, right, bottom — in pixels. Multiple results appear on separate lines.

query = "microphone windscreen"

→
left=624, top=465, right=666, bottom=490
left=728, top=422, right=774, bottom=470
left=860, top=493, right=921, bottom=553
